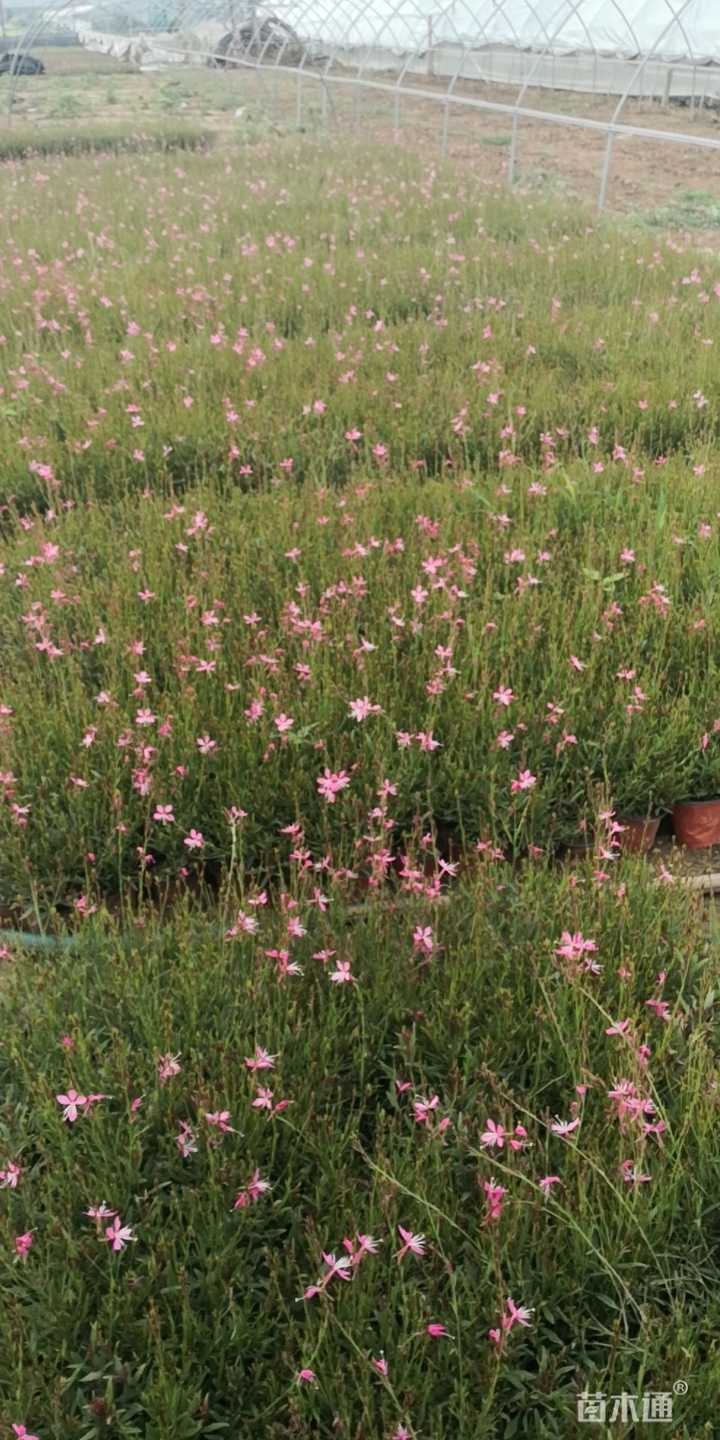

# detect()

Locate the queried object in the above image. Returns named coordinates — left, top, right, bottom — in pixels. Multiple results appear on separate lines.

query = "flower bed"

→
left=0, top=863, right=717, bottom=1435
left=2, top=148, right=720, bottom=910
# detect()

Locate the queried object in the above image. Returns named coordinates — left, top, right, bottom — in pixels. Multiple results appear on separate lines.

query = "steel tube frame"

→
left=6, top=0, right=720, bottom=216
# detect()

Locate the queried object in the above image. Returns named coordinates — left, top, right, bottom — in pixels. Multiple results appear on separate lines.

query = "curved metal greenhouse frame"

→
left=6, top=0, right=720, bottom=211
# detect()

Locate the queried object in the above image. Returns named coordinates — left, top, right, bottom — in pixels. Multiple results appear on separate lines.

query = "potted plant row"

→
left=606, top=733, right=673, bottom=855
left=668, top=728, right=720, bottom=849
left=610, top=706, right=720, bottom=851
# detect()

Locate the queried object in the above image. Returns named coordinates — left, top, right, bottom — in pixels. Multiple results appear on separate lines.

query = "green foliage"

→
left=0, top=142, right=718, bottom=910
left=0, top=125, right=216, bottom=160
left=0, top=865, right=718, bottom=1436
left=0, top=134, right=719, bottom=1439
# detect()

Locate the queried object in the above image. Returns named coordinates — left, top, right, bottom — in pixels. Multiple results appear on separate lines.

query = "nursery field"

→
left=1, top=137, right=720, bottom=1437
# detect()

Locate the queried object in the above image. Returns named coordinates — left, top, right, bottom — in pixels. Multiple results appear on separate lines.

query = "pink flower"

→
left=605, top=1018, right=631, bottom=1037
left=416, top=730, right=441, bottom=752
left=245, top=1046, right=276, bottom=1071
left=153, top=804, right=174, bottom=824
left=426, top=1323, right=452, bottom=1338
left=297, top=1369, right=316, bottom=1384
left=204, top=1110, right=236, bottom=1133
left=56, top=1089, right=87, bottom=1123
left=14, top=1231, right=33, bottom=1262
left=538, top=1175, right=563, bottom=1192
left=569, top=655, right=585, bottom=672
left=12, top=1425, right=39, bottom=1439
left=85, top=1204, right=118, bottom=1235
left=301, top=1251, right=353, bottom=1298
left=348, top=696, right=382, bottom=721
left=104, top=1216, right=136, bottom=1251
left=269, top=948, right=303, bottom=981
left=330, top=959, right=356, bottom=985
left=506, top=1296, right=534, bottom=1329
left=395, top=1225, right=426, bottom=1260
left=347, top=1232, right=380, bottom=1266
left=555, top=932, right=598, bottom=968
left=184, top=829, right=204, bottom=850
left=621, top=1159, right=651, bottom=1186
left=496, top=731, right=514, bottom=749
left=510, top=769, right=536, bottom=793
left=509, top=1123, right=530, bottom=1151
left=412, top=1095, right=439, bottom=1125
left=274, top=713, right=294, bottom=734
left=0, top=1161, right=21, bottom=1188
left=493, top=686, right=514, bottom=706
left=225, top=908, right=260, bottom=939
left=480, top=1119, right=505, bottom=1149
left=482, top=1179, right=507, bottom=1222
left=196, top=735, right=216, bottom=755
left=551, top=1116, right=581, bottom=1136
left=316, top=768, right=350, bottom=803
left=176, top=1122, right=197, bottom=1157
left=158, top=1052, right=181, bottom=1082
left=234, top=1169, right=271, bottom=1208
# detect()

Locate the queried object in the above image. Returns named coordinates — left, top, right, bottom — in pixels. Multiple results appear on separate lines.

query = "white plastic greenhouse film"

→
left=275, top=0, right=720, bottom=64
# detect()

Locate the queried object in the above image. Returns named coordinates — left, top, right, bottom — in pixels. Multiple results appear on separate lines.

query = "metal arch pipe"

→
left=278, top=0, right=409, bottom=132
left=387, top=8, right=458, bottom=133
left=277, top=0, right=343, bottom=128
left=5, top=0, right=65, bottom=121
left=602, top=0, right=643, bottom=73
left=5, top=0, right=189, bottom=121
left=6, top=0, right=152, bottom=121
left=507, top=0, right=601, bottom=188
left=353, top=0, right=425, bottom=89
left=428, top=0, right=528, bottom=161
left=220, top=53, right=720, bottom=156
left=349, top=0, right=424, bottom=133
left=596, top=0, right=699, bottom=213
left=6, top=0, right=720, bottom=201
left=440, top=38, right=473, bottom=159
left=351, top=0, right=452, bottom=128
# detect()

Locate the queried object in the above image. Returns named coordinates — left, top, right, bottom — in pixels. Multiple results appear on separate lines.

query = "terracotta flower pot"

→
left=672, top=798, right=720, bottom=849
left=617, top=815, right=661, bottom=855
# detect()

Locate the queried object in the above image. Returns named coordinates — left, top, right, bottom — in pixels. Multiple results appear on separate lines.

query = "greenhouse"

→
left=6, top=0, right=720, bottom=208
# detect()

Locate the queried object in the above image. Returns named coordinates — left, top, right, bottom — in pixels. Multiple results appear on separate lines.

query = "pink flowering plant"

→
left=0, top=860, right=717, bottom=1431
left=0, top=149, right=720, bottom=898
left=0, top=137, right=718, bottom=1433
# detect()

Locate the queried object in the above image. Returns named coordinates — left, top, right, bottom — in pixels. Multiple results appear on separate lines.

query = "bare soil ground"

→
left=2, top=50, right=720, bottom=227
